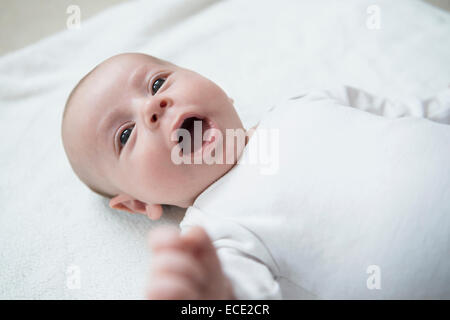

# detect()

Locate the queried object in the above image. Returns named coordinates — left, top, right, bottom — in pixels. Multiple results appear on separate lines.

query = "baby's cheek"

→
left=134, top=152, right=163, bottom=178
left=134, top=151, right=181, bottom=191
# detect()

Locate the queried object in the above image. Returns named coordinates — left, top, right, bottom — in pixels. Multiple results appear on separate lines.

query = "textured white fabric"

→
left=180, top=86, right=450, bottom=299
left=1, top=0, right=450, bottom=299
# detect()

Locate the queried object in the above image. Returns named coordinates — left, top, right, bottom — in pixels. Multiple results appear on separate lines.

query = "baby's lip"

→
left=171, top=112, right=201, bottom=134
left=170, top=112, right=202, bottom=145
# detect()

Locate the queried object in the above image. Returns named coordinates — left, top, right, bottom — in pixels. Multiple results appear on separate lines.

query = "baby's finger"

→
left=183, top=227, right=218, bottom=255
left=147, top=275, right=200, bottom=300
left=151, top=250, right=206, bottom=290
left=183, top=227, right=222, bottom=275
left=181, top=226, right=212, bottom=252
left=148, top=226, right=183, bottom=252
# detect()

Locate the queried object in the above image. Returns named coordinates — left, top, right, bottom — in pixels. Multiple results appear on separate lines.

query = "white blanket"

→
left=1, top=0, right=449, bottom=299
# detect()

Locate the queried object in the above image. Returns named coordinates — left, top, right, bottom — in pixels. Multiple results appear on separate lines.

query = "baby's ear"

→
left=228, top=96, right=234, bottom=104
left=109, top=194, right=162, bottom=220
left=109, top=194, right=146, bottom=214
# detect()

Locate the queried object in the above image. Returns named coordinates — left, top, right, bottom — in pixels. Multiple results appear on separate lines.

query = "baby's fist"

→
left=146, top=226, right=234, bottom=300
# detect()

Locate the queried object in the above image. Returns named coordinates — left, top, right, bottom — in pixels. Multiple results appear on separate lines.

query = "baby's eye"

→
left=152, top=78, right=166, bottom=95
left=119, top=126, right=133, bottom=147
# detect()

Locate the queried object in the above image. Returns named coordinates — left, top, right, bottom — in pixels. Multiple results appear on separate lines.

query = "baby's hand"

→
left=147, top=226, right=235, bottom=300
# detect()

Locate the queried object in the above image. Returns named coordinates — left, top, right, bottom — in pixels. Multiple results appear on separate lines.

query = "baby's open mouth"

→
left=176, top=116, right=214, bottom=154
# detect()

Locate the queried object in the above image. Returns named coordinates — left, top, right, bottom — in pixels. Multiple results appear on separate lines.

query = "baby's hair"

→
left=63, top=65, right=99, bottom=120
left=62, top=64, right=115, bottom=199
left=88, top=185, right=114, bottom=199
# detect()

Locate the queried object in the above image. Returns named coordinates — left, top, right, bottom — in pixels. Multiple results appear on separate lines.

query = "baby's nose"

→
left=144, top=98, right=170, bottom=128
left=149, top=100, right=167, bottom=123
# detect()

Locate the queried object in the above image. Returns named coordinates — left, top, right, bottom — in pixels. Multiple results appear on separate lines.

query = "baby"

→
left=62, top=52, right=450, bottom=299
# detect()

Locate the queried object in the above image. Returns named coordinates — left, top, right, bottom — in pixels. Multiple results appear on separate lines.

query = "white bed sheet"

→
left=0, top=0, right=449, bottom=299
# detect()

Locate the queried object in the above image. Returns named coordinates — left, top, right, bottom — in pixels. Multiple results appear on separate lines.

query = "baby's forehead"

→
left=82, top=54, right=170, bottom=98
left=99, top=53, right=171, bottom=75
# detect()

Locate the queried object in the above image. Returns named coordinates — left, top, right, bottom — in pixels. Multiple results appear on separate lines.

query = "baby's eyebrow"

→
left=128, top=65, right=152, bottom=89
left=97, top=107, right=121, bottom=157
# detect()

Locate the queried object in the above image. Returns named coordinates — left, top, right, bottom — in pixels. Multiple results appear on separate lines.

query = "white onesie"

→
left=179, top=86, right=450, bottom=299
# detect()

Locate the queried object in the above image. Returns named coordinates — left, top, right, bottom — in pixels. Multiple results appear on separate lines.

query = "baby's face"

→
left=63, top=53, right=244, bottom=215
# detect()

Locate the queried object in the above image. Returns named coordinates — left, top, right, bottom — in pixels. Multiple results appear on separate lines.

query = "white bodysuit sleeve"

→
left=216, top=247, right=282, bottom=300
left=180, top=207, right=282, bottom=300
left=305, top=85, right=450, bottom=124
